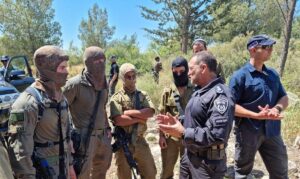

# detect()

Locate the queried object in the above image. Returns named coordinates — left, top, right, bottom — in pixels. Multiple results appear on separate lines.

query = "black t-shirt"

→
left=109, top=62, right=119, bottom=81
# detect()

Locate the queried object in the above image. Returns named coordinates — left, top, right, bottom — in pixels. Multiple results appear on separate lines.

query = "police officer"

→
left=63, top=46, right=112, bottom=179
left=0, top=55, right=14, bottom=76
left=158, top=57, right=194, bottom=179
left=108, top=55, right=119, bottom=97
left=229, top=34, right=289, bottom=179
left=110, top=63, right=157, bottom=179
left=192, top=38, right=225, bottom=82
left=152, top=56, right=162, bottom=84
left=157, top=51, right=234, bottom=179
left=8, top=45, right=75, bottom=179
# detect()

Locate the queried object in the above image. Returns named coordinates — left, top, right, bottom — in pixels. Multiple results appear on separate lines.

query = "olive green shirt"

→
left=110, top=88, right=155, bottom=136
left=63, top=72, right=108, bottom=130
left=158, top=82, right=194, bottom=116
left=8, top=84, right=72, bottom=179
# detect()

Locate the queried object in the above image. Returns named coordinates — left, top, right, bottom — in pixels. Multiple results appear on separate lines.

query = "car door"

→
left=4, top=56, right=35, bottom=92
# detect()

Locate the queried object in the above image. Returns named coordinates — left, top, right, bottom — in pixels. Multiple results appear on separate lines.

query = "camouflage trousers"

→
left=0, top=142, right=14, bottom=179
left=115, top=136, right=157, bottom=179
left=160, top=137, right=184, bottom=179
left=78, top=129, right=112, bottom=179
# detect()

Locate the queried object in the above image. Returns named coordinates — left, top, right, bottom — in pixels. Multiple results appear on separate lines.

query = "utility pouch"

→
left=32, top=154, right=55, bottom=179
left=207, top=144, right=225, bottom=160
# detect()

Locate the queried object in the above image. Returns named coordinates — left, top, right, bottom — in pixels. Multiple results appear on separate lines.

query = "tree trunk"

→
left=279, top=0, right=297, bottom=77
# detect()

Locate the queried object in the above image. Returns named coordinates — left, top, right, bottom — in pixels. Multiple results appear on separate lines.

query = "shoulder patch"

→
left=215, top=85, right=224, bottom=94
left=9, top=112, right=25, bottom=125
left=214, top=96, right=228, bottom=114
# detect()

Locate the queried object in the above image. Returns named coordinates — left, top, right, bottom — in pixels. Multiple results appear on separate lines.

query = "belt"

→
left=35, top=138, right=66, bottom=148
left=188, top=144, right=225, bottom=157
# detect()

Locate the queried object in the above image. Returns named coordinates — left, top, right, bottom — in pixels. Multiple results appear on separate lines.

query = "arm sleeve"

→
left=109, top=95, right=123, bottom=121
left=229, top=72, right=244, bottom=103
left=62, top=82, right=78, bottom=105
left=141, top=91, right=155, bottom=111
left=8, top=103, right=38, bottom=179
left=158, top=89, right=168, bottom=114
left=184, top=94, right=233, bottom=148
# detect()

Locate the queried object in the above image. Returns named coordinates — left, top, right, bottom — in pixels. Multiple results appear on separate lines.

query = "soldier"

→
left=158, top=57, right=194, bottom=179
left=108, top=55, right=119, bottom=97
left=152, top=56, right=162, bottom=84
left=63, top=46, right=112, bottom=179
left=157, top=51, right=235, bottom=179
left=7, top=45, right=76, bottom=179
left=192, top=38, right=225, bottom=82
left=0, top=103, right=14, bottom=179
left=110, top=63, right=157, bottom=179
left=229, top=35, right=289, bottom=178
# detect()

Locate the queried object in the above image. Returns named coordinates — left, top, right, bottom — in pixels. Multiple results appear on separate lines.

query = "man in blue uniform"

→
left=157, top=51, right=235, bottom=179
left=229, top=34, right=289, bottom=179
left=108, top=55, right=119, bottom=96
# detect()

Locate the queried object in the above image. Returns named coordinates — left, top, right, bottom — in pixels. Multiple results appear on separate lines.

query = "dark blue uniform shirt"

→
left=109, top=62, right=119, bottom=81
left=229, top=62, right=287, bottom=137
left=183, top=78, right=234, bottom=153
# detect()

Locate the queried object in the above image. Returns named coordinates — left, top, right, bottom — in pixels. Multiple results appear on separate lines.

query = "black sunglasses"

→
left=256, top=45, right=273, bottom=50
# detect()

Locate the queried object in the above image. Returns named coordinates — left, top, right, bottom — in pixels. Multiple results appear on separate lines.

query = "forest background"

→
left=0, top=0, right=299, bottom=143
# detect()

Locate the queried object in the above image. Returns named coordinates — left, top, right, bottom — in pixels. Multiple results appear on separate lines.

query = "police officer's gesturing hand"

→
left=156, top=113, right=185, bottom=138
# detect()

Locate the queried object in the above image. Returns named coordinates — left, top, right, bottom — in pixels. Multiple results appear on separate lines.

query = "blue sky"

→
left=53, top=0, right=157, bottom=52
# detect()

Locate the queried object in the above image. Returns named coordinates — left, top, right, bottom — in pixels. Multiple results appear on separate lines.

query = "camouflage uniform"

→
left=8, top=83, right=72, bottom=179
left=110, top=88, right=157, bottom=179
left=0, top=140, right=14, bottom=179
left=63, top=46, right=112, bottom=179
left=158, top=82, right=194, bottom=179
left=153, top=61, right=162, bottom=84
left=63, top=72, right=112, bottom=179
left=7, top=45, right=72, bottom=179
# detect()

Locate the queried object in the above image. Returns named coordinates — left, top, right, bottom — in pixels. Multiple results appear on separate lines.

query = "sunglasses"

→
left=256, top=45, right=273, bottom=50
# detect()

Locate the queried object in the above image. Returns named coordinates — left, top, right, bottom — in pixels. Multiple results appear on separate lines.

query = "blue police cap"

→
left=192, top=38, right=207, bottom=46
left=247, top=34, right=276, bottom=49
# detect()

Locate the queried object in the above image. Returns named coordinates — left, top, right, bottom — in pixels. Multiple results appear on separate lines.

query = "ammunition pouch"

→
left=189, top=144, right=225, bottom=161
left=32, top=154, right=55, bottom=179
left=207, top=144, right=225, bottom=160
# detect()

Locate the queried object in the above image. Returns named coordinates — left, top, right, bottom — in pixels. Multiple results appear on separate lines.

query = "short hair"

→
left=155, top=56, right=160, bottom=61
left=192, top=51, right=217, bottom=73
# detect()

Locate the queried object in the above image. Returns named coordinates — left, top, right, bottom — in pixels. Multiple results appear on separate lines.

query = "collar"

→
left=79, top=69, right=93, bottom=87
left=245, top=62, right=268, bottom=74
left=196, top=77, right=224, bottom=96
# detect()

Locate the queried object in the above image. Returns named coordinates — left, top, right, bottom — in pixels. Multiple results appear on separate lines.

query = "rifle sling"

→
left=83, top=90, right=102, bottom=153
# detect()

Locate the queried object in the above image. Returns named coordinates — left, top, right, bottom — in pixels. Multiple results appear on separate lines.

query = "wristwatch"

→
left=274, top=105, right=283, bottom=113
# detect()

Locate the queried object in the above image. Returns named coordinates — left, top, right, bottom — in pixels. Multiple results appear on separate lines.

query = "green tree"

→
left=210, top=0, right=284, bottom=42
left=78, top=3, right=115, bottom=49
left=0, top=0, right=62, bottom=58
left=140, top=0, right=215, bottom=54
left=292, top=16, right=300, bottom=39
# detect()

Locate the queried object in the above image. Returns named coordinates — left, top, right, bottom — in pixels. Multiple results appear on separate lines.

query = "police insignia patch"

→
left=214, top=96, right=228, bottom=114
left=215, top=86, right=224, bottom=94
